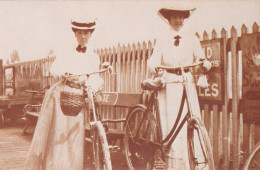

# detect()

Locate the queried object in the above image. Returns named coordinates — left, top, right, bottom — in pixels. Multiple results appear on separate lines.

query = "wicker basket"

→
left=60, top=85, right=84, bottom=116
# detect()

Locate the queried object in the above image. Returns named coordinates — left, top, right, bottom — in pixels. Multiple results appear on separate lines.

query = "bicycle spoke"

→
left=187, top=117, right=215, bottom=170
left=92, top=121, right=112, bottom=170
left=197, top=127, right=208, bottom=163
left=252, top=159, right=260, bottom=168
left=195, top=132, right=209, bottom=169
left=243, top=142, right=260, bottom=170
left=125, top=120, right=135, bottom=140
left=125, top=106, right=162, bottom=170
left=189, top=130, right=195, bottom=159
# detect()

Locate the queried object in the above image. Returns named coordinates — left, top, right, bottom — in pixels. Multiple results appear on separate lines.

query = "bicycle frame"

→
left=86, top=89, right=100, bottom=123
left=64, top=63, right=112, bottom=123
left=85, top=90, right=112, bottom=170
left=133, top=67, right=204, bottom=157
left=65, top=64, right=113, bottom=170
left=125, top=62, right=216, bottom=170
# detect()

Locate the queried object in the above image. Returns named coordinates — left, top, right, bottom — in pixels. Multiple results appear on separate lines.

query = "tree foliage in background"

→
left=10, top=50, right=20, bottom=64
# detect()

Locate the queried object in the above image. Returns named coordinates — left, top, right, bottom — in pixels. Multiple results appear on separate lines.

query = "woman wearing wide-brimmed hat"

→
left=148, top=4, right=211, bottom=170
left=24, top=17, right=102, bottom=170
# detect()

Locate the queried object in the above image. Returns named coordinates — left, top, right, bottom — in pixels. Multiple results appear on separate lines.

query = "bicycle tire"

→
left=187, top=116, right=215, bottom=170
left=124, top=105, right=163, bottom=170
left=243, top=141, right=260, bottom=170
left=92, top=121, right=112, bottom=170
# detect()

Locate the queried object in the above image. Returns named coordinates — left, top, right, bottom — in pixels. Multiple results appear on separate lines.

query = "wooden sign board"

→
left=198, top=38, right=225, bottom=104
left=240, top=33, right=260, bottom=110
left=101, top=92, right=141, bottom=107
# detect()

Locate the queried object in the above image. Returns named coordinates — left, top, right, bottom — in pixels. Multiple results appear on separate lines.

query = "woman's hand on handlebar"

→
left=202, top=59, right=220, bottom=71
left=155, top=67, right=165, bottom=77
left=202, top=60, right=212, bottom=71
left=61, top=73, right=84, bottom=84
left=84, top=86, right=102, bottom=101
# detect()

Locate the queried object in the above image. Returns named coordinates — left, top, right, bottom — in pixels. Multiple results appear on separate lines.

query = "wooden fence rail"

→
left=2, top=22, right=260, bottom=169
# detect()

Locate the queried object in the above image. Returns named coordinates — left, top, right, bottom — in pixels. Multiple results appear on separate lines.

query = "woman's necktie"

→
left=174, top=35, right=181, bottom=46
left=76, top=45, right=87, bottom=53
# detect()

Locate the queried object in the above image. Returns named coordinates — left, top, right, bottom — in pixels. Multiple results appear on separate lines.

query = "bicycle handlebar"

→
left=156, top=62, right=203, bottom=70
left=25, top=85, right=50, bottom=95
left=86, top=66, right=112, bottom=76
left=155, top=59, right=220, bottom=71
left=25, top=90, right=45, bottom=95
left=63, top=65, right=112, bottom=94
left=64, top=65, right=112, bottom=78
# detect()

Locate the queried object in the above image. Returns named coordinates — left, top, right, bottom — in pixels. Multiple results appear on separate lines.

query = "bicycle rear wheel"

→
left=187, top=116, right=215, bottom=170
left=124, top=105, right=163, bottom=170
left=92, top=121, right=112, bottom=170
left=243, top=141, right=260, bottom=170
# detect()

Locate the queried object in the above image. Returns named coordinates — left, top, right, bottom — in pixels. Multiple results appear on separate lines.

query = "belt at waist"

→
left=166, top=68, right=190, bottom=75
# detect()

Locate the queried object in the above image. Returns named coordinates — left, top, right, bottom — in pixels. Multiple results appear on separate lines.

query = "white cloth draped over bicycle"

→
left=148, top=28, right=206, bottom=169
left=24, top=46, right=102, bottom=170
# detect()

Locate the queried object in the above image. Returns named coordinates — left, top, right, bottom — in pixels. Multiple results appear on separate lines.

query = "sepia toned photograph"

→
left=0, top=0, right=260, bottom=169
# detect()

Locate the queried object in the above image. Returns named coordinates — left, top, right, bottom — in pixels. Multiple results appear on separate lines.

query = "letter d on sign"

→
left=206, top=47, right=213, bottom=59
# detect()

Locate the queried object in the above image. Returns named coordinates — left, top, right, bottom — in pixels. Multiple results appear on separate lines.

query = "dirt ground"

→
left=0, top=119, right=128, bottom=170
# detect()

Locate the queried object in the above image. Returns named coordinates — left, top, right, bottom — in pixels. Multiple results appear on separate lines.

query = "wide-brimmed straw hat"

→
left=71, top=17, right=97, bottom=33
left=158, top=3, right=196, bottom=22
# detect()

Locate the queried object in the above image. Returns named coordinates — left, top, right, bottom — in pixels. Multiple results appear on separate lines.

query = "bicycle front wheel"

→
left=187, top=116, right=215, bottom=170
left=124, top=105, right=163, bottom=170
left=243, top=141, right=260, bottom=170
left=92, top=121, right=112, bottom=170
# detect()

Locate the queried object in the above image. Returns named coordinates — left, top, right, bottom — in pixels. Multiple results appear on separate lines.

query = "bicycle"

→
left=124, top=62, right=215, bottom=170
left=243, top=141, right=260, bottom=170
left=63, top=63, right=113, bottom=170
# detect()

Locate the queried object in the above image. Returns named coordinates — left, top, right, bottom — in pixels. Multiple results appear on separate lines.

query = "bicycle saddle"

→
left=141, top=77, right=165, bottom=90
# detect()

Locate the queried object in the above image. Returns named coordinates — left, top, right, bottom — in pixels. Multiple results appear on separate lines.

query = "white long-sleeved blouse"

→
left=148, top=28, right=205, bottom=73
left=50, top=45, right=103, bottom=90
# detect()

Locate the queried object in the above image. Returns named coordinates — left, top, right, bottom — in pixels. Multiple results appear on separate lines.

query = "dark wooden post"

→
left=249, top=22, right=259, bottom=152
left=221, top=27, right=230, bottom=170
left=211, top=29, right=220, bottom=168
left=231, top=26, right=240, bottom=169
left=241, top=23, right=251, bottom=164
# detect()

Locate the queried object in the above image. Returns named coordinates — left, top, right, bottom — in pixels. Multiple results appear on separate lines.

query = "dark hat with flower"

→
left=158, top=3, right=196, bottom=22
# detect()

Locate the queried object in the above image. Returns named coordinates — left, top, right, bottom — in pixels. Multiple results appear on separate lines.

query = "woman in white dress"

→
left=148, top=4, right=211, bottom=170
left=24, top=17, right=102, bottom=170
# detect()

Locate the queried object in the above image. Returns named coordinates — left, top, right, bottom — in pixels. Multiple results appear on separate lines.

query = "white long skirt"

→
left=158, top=72, right=202, bottom=169
left=24, top=82, right=86, bottom=170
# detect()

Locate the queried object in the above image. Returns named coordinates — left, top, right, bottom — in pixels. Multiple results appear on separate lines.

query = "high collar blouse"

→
left=148, top=28, right=205, bottom=72
left=50, top=45, right=103, bottom=90
left=51, top=45, right=100, bottom=76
